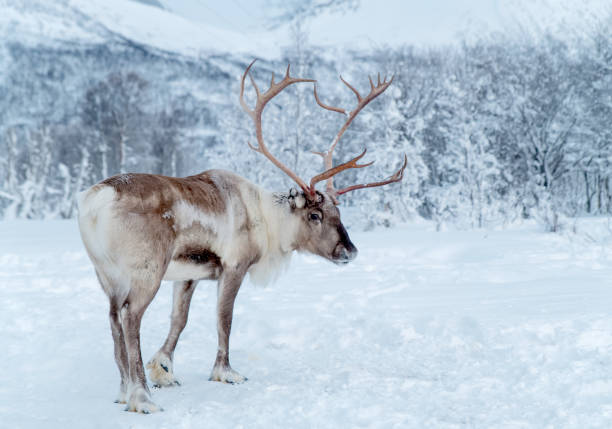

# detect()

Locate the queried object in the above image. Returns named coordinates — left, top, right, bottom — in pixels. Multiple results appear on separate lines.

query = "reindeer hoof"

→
left=114, top=386, right=128, bottom=404
left=147, top=352, right=180, bottom=387
left=209, top=366, right=248, bottom=384
left=124, top=402, right=162, bottom=414
left=124, top=387, right=162, bottom=414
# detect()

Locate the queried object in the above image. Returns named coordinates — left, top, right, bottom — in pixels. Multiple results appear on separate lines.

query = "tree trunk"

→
left=584, top=170, right=591, bottom=213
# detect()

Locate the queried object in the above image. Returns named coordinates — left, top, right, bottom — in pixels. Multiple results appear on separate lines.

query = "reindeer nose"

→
left=334, top=224, right=357, bottom=264
left=336, top=242, right=357, bottom=264
left=340, top=246, right=358, bottom=262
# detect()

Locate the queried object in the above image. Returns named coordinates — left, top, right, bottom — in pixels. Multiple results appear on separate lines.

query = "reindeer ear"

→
left=288, top=188, right=306, bottom=209
left=294, top=194, right=306, bottom=209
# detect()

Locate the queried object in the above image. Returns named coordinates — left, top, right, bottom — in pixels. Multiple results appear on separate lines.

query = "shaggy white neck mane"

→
left=247, top=190, right=301, bottom=286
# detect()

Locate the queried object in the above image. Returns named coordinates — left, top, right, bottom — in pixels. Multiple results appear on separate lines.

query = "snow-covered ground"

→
left=2, top=219, right=612, bottom=428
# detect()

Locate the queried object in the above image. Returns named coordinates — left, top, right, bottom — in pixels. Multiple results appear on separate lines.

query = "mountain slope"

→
left=0, top=0, right=277, bottom=57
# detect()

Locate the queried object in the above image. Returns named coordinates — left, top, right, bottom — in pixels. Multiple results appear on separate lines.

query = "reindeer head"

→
left=285, top=188, right=357, bottom=264
left=240, top=60, right=406, bottom=265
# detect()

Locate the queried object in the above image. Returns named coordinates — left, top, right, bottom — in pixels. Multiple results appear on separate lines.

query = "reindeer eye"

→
left=309, top=212, right=321, bottom=222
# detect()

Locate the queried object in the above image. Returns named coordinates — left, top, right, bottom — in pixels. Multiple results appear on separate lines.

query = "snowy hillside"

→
left=2, top=219, right=612, bottom=427
left=0, top=0, right=277, bottom=57
left=5, top=0, right=602, bottom=58
left=158, top=0, right=610, bottom=48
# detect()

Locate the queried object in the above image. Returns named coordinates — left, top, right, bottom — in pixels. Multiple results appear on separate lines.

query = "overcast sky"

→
left=157, top=0, right=609, bottom=48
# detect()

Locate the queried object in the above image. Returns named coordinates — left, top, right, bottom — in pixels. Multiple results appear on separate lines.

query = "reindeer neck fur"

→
left=247, top=188, right=302, bottom=286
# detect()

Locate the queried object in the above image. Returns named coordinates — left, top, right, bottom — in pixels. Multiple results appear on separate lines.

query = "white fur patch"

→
left=77, top=185, right=129, bottom=294
left=163, top=260, right=217, bottom=281
left=173, top=201, right=232, bottom=240
left=294, top=195, right=306, bottom=209
left=173, top=200, right=212, bottom=231
left=77, top=185, right=116, bottom=220
left=248, top=252, right=292, bottom=286
left=171, top=200, right=243, bottom=266
left=246, top=190, right=300, bottom=286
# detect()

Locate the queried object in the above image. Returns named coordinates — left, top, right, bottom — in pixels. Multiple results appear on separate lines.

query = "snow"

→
left=162, top=0, right=611, bottom=49
left=0, top=0, right=280, bottom=58
left=1, top=0, right=607, bottom=63
left=69, top=0, right=279, bottom=57
left=2, top=219, right=612, bottom=427
left=0, top=0, right=105, bottom=46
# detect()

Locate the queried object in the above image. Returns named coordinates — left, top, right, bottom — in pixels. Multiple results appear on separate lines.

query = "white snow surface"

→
left=2, top=219, right=612, bottom=427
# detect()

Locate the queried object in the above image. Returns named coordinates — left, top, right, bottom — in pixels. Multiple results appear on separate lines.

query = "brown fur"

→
left=103, top=172, right=226, bottom=216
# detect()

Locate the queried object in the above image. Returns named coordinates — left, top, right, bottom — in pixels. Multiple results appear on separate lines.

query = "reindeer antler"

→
left=309, top=148, right=373, bottom=192
left=336, top=155, right=408, bottom=195
left=310, top=73, right=407, bottom=204
left=239, top=61, right=406, bottom=204
left=240, top=59, right=316, bottom=197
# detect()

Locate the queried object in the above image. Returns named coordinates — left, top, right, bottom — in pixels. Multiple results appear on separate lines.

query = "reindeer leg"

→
left=147, top=280, right=198, bottom=387
left=209, top=265, right=248, bottom=384
left=109, top=300, right=129, bottom=404
left=95, top=269, right=130, bottom=404
left=121, top=278, right=163, bottom=413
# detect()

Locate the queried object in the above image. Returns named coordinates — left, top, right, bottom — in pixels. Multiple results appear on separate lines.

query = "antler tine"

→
left=309, top=148, right=374, bottom=191
left=239, top=59, right=258, bottom=118
left=336, top=154, right=408, bottom=196
left=239, top=59, right=316, bottom=196
left=340, top=75, right=362, bottom=102
left=246, top=140, right=261, bottom=153
left=313, top=84, right=346, bottom=115
left=257, top=67, right=315, bottom=111
left=249, top=72, right=261, bottom=99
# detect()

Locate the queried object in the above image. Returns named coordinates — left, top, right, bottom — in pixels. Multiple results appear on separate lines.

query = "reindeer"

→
left=77, top=60, right=406, bottom=413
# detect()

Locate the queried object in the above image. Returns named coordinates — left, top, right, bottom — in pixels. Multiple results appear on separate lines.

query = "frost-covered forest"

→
left=0, top=1, right=611, bottom=232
